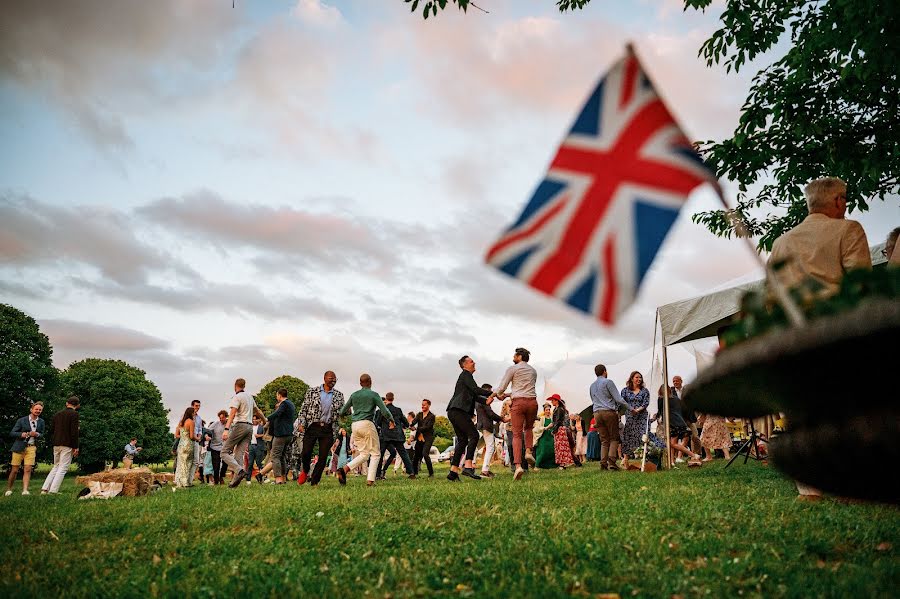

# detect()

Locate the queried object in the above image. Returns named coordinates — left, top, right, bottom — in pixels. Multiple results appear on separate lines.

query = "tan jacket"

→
left=769, top=213, right=871, bottom=295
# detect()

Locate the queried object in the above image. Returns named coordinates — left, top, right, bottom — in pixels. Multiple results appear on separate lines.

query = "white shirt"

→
left=497, top=361, right=537, bottom=399
left=28, top=416, right=38, bottom=445
left=230, top=391, right=254, bottom=424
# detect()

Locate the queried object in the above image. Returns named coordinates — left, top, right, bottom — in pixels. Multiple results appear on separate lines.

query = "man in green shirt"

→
left=337, top=373, right=395, bottom=487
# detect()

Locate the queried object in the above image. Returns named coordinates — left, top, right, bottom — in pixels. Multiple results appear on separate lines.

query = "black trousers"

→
left=413, top=436, right=434, bottom=475
left=378, top=440, right=414, bottom=477
left=449, top=408, right=479, bottom=466
left=300, top=423, right=334, bottom=485
left=210, top=449, right=228, bottom=484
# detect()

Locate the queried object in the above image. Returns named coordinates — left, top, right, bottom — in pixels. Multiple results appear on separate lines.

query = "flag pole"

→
left=662, top=338, right=672, bottom=469
left=710, top=179, right=806, bottom=329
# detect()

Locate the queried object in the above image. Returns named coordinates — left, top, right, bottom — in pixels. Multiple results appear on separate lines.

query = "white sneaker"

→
left=4, top=490, right=11, bottom=497
left=514, top=467, right=525, bottom=481
left=675, top=457, right=685, bottom=463
left=21, top=490, right=29, bottom=496
left=245, top=481, right=252, bottom=486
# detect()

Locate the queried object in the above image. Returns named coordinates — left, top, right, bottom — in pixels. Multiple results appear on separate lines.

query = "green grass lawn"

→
left=1, top=460, right=897, bottom=598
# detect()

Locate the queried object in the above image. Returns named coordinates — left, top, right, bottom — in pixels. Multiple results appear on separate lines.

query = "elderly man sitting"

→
left=768, top=176, right=873, bottom=500
left=769, top=176, right=872, bottom=296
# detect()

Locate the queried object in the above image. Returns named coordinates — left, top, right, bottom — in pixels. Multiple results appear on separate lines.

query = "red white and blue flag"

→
left=485, top=45, right=719, bottom=324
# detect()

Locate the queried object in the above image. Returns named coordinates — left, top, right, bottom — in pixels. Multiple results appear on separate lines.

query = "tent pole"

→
left=662, top=344, right=672, bottom=469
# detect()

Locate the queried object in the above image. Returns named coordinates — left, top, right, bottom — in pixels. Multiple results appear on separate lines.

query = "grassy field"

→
left=1, top=460, right=897, bottom=598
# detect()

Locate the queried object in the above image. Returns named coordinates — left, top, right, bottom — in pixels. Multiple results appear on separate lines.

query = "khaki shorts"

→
left=11, top=446, right=37, bottom=466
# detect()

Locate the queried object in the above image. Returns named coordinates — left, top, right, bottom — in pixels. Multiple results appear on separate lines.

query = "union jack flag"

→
left=485, top=45, right=719, bottom=324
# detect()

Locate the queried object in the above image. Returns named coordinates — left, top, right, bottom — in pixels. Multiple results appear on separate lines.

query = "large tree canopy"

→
left=685, top=0, right=899, bottom=250
left=0, top=304, right=57, bottom=455
left=415, top=0, right=899, bottom=250
left=255, top=375, right=310, bottom=416
left=58, top=358, right=171, bottom=471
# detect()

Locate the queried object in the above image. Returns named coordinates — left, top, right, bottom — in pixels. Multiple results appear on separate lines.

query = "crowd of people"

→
left=0, top=355, right=774, bottom=497
left=5, top=177, right=898, bottom=497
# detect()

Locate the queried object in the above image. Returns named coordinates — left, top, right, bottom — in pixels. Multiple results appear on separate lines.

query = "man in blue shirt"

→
left=589, top=364, right=631, bottom=471
left=122, top=438, right=142, bottom=469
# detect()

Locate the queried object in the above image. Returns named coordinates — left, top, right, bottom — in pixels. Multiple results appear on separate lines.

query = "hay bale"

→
left=76, top=467, right=154, bottom=497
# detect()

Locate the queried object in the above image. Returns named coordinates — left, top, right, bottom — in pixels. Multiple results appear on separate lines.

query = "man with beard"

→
left=297, top=371, right=345, bottom=487
left=494, top=348, right=537, bottom=482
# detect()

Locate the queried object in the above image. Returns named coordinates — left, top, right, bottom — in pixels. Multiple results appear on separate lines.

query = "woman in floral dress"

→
left=174, top=406, right=197, bottom=488
left=550, top=395, right=575, bottom=469
left=700, top=414, right=731, bottom=460
left=620, top=371, right=650, bottom=468
left=586, top=417, right=600, bottom=461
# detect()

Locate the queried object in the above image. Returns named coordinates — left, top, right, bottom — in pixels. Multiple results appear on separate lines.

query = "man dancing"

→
left=475, top=384, right=503, bottom=478
left=495, top=348, right=537, bottom=481
left=258, top=387, right=296, bottom=484
left=447, top=355, right=495, bottom=481
left=337, top=374, right=395, bottom=487
left=411, top=399, right=436, bottom=477
left=221, top=378, right=266, bottom=488
left=297, top=371, right=345, bottom=487
left=376, top=392, right=415, bottom=479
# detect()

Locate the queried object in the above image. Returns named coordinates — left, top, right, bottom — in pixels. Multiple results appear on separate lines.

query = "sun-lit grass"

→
left=1, top=460, right=897, bottom=598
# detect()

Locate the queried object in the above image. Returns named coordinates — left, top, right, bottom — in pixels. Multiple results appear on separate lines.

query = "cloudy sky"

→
left=2, top=0, right=896, bottom=423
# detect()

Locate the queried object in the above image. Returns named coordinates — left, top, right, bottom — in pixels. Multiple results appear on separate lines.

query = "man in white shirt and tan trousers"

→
left=221, top=378, right=265, bottom=489
left=495, top=347, right=538, bottom=482
left=769, top=176, right=871, bottom=500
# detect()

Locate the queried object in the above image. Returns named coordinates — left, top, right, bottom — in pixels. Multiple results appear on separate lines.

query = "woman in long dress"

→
left=586, top=417, right=600, bottom=461
left=700, top=414, right=731, bottom=460
left=534, top=402, right=556, bottom=468
left=572, top=414, right=587, bottom=463
left=174, top=406, right=197, bottom=488
left=550, top=396, right=575, bottom=469
left=620, top=371, right=650, bottom=468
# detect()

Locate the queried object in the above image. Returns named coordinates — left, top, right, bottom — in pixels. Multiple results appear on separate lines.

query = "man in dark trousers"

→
left=376, top=392, right=415, bottom=479
left=475, top=384, right=504, bottom=478
left=259, top=387, right=296, bottom=484
left=411, top=399, right=436, bottom=477
left=297, top=371, right=345, bottom=487
left=446, top=355, right=495, bottom=481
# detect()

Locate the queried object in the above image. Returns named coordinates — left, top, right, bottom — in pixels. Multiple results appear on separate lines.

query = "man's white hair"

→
left=804, top=177, right=846, bottom=213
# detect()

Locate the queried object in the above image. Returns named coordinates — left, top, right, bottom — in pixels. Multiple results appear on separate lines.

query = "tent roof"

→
left=657, top=242, right=888, bottom=347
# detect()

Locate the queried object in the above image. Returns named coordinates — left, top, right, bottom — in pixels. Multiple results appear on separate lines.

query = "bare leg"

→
left=670, top=439, right=699, bottom=460
left=22, top=466, right=31, bottom=492
left=6, top=466, right=19, bottom=492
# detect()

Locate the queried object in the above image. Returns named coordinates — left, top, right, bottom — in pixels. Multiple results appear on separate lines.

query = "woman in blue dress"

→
left=620, top=371, right=650, bottom=469
left=586, top=417, right=600, bottom=461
